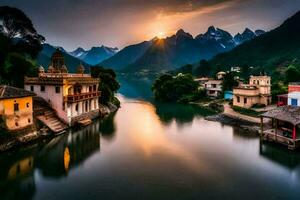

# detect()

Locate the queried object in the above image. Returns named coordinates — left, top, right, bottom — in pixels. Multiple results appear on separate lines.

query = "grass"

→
left=232, top=106, right=264, bottom=117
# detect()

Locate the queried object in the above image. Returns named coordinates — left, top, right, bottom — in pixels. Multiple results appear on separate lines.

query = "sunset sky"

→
left=2, top=0, right=300, bottom=50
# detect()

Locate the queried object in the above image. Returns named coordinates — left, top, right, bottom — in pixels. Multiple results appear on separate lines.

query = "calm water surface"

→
left=1, top=77, right=300, bottom=200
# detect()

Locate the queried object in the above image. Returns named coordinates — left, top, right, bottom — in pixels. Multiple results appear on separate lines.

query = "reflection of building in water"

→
left=36, top=121, right=100, bottom=178
left=260, top=142, right=300, bottom=169
left=232, top=127, right=258, bottom=140
left=0, top=149, right=36, bottom=200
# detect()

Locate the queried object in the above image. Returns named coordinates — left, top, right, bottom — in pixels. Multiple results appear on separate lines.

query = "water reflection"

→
left=36, top=122, right=100, bottom=178
left=2, top=77, right=300, bottom=199
left=99, top=112, right=117, bottom=141
left=118, top=76, right=215, bottom=126
left=260, top=142, right=300, bottom=169
left=0, top=147, right=36, bottom=200
left=155, top=102, right=215, bottom=126
left=0, top=121, right=101, bottom=199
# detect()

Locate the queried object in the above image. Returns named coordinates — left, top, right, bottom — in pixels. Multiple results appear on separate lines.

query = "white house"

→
left=24, top=49, right=101, bottom=126
left=204, top=80, right=223, bottom=98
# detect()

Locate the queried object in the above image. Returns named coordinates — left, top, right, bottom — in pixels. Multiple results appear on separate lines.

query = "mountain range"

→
left=37, top=43, right=90, bottom=73
left=206, top=10, right=300, bottom=79
left=100, top=27, right=264, bottom=73
left=37, top=26, right=264, bottom=74
left=69, top=46, right=118, bottom=65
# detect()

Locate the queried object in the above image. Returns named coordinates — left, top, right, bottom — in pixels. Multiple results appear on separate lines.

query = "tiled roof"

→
left=261, top=106, right=300, bottom=125
left=0, top=85, right=35, bottom=100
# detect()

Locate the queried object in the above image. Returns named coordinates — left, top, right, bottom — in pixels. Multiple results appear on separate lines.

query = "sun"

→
left=157, top=31, right=165, bottom=39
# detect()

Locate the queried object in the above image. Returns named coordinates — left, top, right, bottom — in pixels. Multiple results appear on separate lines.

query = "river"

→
left=1, top=77, right=300, bottom=200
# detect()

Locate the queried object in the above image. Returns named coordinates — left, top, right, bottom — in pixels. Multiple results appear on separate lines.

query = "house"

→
left=204, top=80, right=223, bottom=98
left=287, top=83, right=300, bottom=106
left=0, top=85, right=35, bottom=131
left=194, top=77, right=212, bottom=89
left=233, top=75, right=271, bottom=108
left=277, top=83, right=300, bottom=107
left=261, top=106, right=300, bottom=150
left=24, top=49, right=101, bottom=126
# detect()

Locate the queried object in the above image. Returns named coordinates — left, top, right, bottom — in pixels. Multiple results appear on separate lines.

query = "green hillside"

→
left=205, top=11, right=300, bottom=80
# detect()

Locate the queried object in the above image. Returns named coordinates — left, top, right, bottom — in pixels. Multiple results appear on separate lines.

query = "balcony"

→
left=64, top=91, right=101, bottom=103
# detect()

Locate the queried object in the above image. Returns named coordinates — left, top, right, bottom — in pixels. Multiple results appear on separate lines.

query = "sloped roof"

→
left=261, top=106, right=300, bottom=125
left=0, top=85, right=35, bottom=100
left=205, top=80, right=223, bottom=84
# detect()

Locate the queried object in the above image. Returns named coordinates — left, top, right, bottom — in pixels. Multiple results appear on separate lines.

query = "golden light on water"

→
left=64, top=147, right=70, bottom=172
left=116, top=100, right=221, bottom=177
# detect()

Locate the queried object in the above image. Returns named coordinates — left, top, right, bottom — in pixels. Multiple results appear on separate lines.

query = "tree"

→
left=285, top=65, right=300, bottom=83
left=91, top=66, right=120, bottom=105
left=152, top=73, right=199, bottom=103
left=0, top=6, right=45, bottom=58
left=194, top=60, right=211, bottom=77
left=222, top=72, right=239, bottom=92
left=0, top=7, right=44, bottom=87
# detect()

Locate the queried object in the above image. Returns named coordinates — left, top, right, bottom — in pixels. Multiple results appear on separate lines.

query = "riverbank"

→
left=205, top=103, right=272, bottom=134
left=205, top=114, right=261, bottom=134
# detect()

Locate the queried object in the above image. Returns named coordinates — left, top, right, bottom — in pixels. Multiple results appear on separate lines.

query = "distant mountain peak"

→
left=242, top=28, right=255, bottom=35
left=208, top=26, right=216, bottom=31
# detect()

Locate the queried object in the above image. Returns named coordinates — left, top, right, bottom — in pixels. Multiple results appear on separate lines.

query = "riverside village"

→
left=2, top=4, right=300, bottom=200
left=2, top=49, right=300, bottom=151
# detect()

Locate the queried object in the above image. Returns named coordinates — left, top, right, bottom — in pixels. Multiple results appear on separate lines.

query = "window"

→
left=40, top=85, right=45, bottom=92
left=212, top=84, right=216, bottom=88
left=257, top=80, right=259, bottom=85
left=89, top=86, right=92, bottom=92
left=14, top=103, right=19, bottom=112
left=55, top=86, right=60, bottom=93
left=244, top=98, right=247, bottom=104
left=15, top=122, right=19, bottom=127
left=253, top=80, right=256, bottom=84
left=93, top=85, right=96, bottom=91
left=28, top=118, right=31, bottom=123
left=30, top=85, right=34, bottom=91
left=237, top=96, right=240, bottom=103
left=26, top=103, right=30, bottom=108
left=75, top=104, right=79, bottom=111
left=291, top=98, right=298, bottom=106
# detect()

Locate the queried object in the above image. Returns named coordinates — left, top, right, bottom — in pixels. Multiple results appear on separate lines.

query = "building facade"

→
left=24, top=49, right=101, bottom=126
left=204, top=80, right=223, bottom=98
left=194, top=77, right=212, bottom=89
left=233, top=75, right=271, bottom=108
left=0, top=86, right=35, bottom=131
left=287, top=83, right=300, bottom=106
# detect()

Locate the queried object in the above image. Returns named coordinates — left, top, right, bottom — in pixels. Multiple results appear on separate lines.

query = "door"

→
left=291, top=98, right=298, bottom=106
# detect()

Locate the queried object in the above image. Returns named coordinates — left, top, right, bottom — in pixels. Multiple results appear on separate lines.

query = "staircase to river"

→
left=33, top=97, right=68, bottom=134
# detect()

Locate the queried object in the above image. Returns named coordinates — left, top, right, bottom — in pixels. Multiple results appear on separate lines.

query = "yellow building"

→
left=0, top=86, right=35, bottom=131
left=233, top=75, right=271, bottom=108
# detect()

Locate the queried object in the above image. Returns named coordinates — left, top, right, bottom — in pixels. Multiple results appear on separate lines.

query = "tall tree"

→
left=0, top=6, right=45, bottom=57
left=91, top=66, right=120, bottom=105
left=0, top=6, right=44, bottom=87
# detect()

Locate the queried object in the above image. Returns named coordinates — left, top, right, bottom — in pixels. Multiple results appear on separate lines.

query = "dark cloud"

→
left=1, top=0, right=300, bottom=50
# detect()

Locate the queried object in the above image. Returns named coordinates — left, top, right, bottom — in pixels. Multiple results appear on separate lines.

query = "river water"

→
left=1, top=77, right=300, bottom=200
